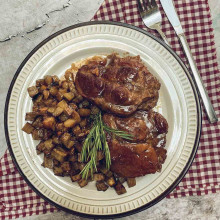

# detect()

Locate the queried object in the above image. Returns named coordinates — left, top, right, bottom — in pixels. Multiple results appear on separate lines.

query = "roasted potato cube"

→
left=72, top=125, right=81, bottom=136
left=36, top=79, right=45, bottom=87
left=44, top=139, right=54, bottom=151
left=69, top=154, right=77, bottom=162
left=25, top=112, right=38, bottom=121
left=127, top=178, right=136, bottom=188
left=42, top=155, right=53, bottom=169
left=63, top=92, right=75, bottom=101
left=36, top=141, right=45, bottom=154
left=34, top=94, right=43, bottom=103
left=44, top=75, right=53, bottom=85
left=51, top=147, right=68, bottom=162
left=64, top=106, right=74, bottom=116
left=65, top=70, right=74, bottom=81
left=32, top=116, right=43, bottom=128
left=53, top=159, right=60, bottom=166
left=39, top=85, right=47, bottom=92
left=56, top=91, right=63, bottom=101
left=38, top=107, right=48, bottom=114
left=60, top=133, right=71, bottom=145
left=106, top=177, right=116, bottom=187
left=43, top=90, right=50, bottom=99
left=68, top=82, right=75, bottom=92
left=32, top=129, right=44, bottom=140
left=53, top=166, right=63, bottom=176
left=70, top=174, right=81, bottom=182
left=22, top=122, right=34, bottom=134
left=66, top=140, right=74, bottom=149
left=79, top=118, right=87, bottom=128
left=27, top=86, right=39, bottom=97
left=118, top=177, right=126, bottom=184
left=61, top=161, right=71, bottom=172
left=52, top=136, right=60, bottom=144
left=62, top=81, right=69, bottom=89
left=114, top=182, right=127, bottom=195
left=56, top=123, right=64, bottom=131
left=72, top=110, right=81, bottom=123
left=78, top=179, right=88, bottom=188
left=49, top=86, right=58, bottom=96
left=93, top=173, right=105, bottom=181
left=100, top=167, right=113, bottom=177
left=78, top=108, right=91, bottom=117
left=43, top=129, right=53, bottom=140
left=52, top=75, right=59, bottom=85
left=47, top=107, right=56, bottom=114
left=96, top=181, right=109, bottom=191
left=97, top=151, right=104, bottom=161
left=75, top=144, right=82, bottom=153
left=57, top=100, right=68, bottom=109
left=64, top=119, right=77, bottom=128
left=43, top=117, right=55, bottom=130
left=59, top=113, right=69, bottom=122
left=91, top=106, right=100, bottom=115
left=78, top=163, right=85, bottom=171
left=53, top=107, right=63, bottom=117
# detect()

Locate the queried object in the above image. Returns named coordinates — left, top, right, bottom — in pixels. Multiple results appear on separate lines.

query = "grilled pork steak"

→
left=103, top=111, right=168, bottom=178
left=75, top=55, right=160, bottom=116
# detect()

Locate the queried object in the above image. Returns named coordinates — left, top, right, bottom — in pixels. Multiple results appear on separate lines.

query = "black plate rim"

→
left=4, top=20, right=202, bottom=219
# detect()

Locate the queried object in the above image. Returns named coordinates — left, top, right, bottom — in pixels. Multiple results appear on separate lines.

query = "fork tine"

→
left=137, top=0, right=144, bottom=13
left=150, top=0, right=158, bottom=8
left=142, top=0, right=150, bottom=11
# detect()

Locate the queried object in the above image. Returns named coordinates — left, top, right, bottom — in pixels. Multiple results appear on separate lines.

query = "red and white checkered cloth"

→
left=1, top=0, right=220, bottom=218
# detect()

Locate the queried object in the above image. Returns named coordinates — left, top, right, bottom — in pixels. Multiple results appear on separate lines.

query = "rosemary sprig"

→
left=80, top=112, right=133, bottom=179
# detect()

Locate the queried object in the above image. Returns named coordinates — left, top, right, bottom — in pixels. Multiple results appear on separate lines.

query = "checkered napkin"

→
left=1, top=0, right=220, bottom=218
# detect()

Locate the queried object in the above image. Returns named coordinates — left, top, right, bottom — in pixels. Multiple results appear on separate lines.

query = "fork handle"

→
left=154, top=24, right=170, bottom=46
left=178, top=33, right=218, bottom=123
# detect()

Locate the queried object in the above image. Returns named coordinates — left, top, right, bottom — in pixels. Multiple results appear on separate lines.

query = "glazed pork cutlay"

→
left=22, top=54, right=168, bottom=195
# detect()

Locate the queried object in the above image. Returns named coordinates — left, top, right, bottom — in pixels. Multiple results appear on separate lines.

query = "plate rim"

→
left=4, top=20, right=202, bottom=219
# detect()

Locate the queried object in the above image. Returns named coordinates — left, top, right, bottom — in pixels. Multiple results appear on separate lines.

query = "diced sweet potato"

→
left=53, top=166, right=63, bottom=176
left=127, top=178, right=136, bottom=188
left=62, top=81, right=69, bottom=89
left=70, top=174, right=81, bottom=182
left=27, top=86, right=38, bottom=97
left=72, top=125, right=81, bottom=136
left=56, top=91, right=63, bottom=101
left=63, top=92, right=75, bottom=101
left=52, top=136, right=60, bottom=144
left=38, top=107, right=48, bottom=114
left=25, top=112, right=38, bottom=121
left=42, top=155, right=53, bottom=169
left=93, top=173, right=105, bottom=181
left=36, top=79, right=45, bottom=87
left=64, top=119, right=77, bottom=128
left=52, top=75, right=59, bottom=85
left=78, top=179, right=88, bottom=188
left=114, top=182, right=127, bottom=195
left=43, top=117, right=55, bottom=130
left=53, top=107, right=63, bottom=117
left=96, top=181, right=109, bottom=191
left=57, top=100, right=68, bottom=109
left=44, top=139, right=54, bottom=151
left=32, top=116, right=43, bottom=128
left=61, top=161, right=71, bottom=173
left=51, top=147, right=68, bottom=162
left=22, top=122, right=34, bottom=134
left=65, top=70, right=74, bottom=81
left=59, top=113, right=69, bottom=122
left=68, top=82, right=76, bottom=92
left=78, top=108, right=91, bottom=117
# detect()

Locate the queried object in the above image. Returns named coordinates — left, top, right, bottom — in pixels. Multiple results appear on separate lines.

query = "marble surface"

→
left=0, top=0, right=219, bottom=219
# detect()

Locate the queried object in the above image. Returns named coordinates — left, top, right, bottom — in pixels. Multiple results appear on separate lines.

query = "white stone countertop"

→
left=0, top=0, right=219, bottom=219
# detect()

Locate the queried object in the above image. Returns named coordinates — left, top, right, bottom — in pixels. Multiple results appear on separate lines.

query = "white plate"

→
left=5, top=21, right=201, bottom=218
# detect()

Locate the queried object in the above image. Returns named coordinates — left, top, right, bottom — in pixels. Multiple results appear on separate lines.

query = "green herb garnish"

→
left=80, top=112, right=133, bottom=180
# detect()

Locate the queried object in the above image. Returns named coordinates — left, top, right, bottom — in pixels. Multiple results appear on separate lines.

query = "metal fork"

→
left=137, top=0, right=170, bottom=46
